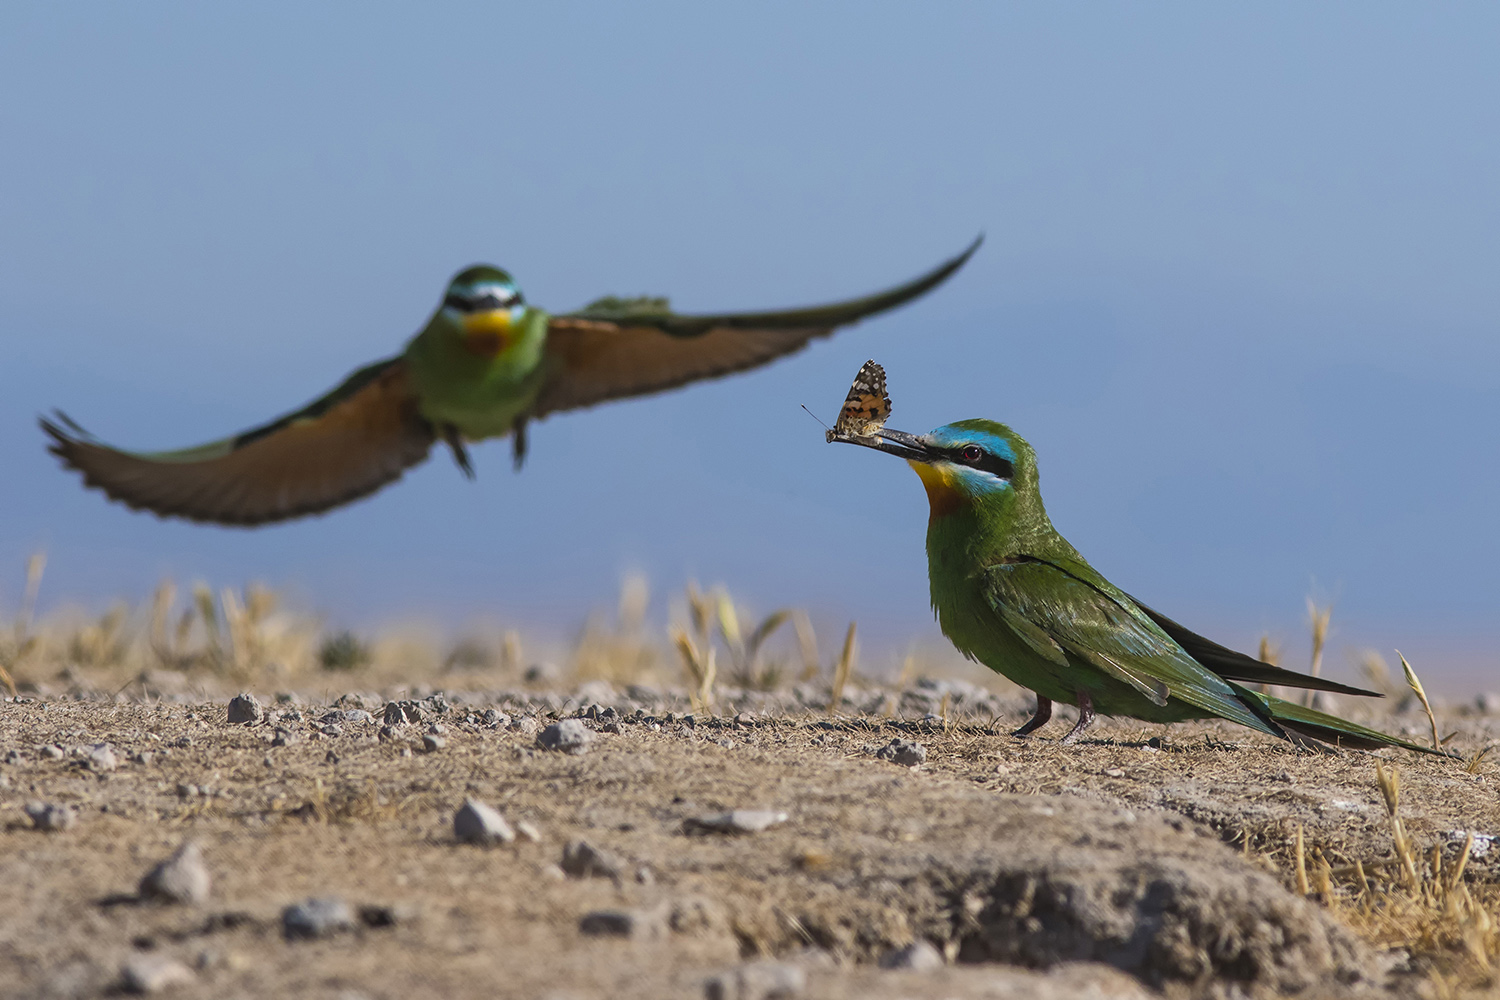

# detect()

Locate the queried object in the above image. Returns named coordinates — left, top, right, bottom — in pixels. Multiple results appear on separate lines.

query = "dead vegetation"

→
left=1, top=553, right=1498, bottom=996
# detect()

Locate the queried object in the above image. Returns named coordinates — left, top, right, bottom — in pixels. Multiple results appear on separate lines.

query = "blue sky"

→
left=2, top=4, right=1497, bottom=691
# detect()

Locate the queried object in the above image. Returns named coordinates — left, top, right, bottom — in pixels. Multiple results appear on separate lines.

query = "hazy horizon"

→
left=3, top=5, right=1498, bottom=695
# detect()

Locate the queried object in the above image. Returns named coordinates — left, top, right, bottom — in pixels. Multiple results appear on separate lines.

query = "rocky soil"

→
left=2, top=680, right=1497, bottom=999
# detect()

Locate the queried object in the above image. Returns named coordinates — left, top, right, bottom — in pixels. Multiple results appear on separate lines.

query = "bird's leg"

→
left=1058, top=690, right=1097, bottom=745
left=443, top=427, right=475, bottom=480
left=511, top=418, right=529, bottom=471
left=1011, top=696, right=1052, bottom=737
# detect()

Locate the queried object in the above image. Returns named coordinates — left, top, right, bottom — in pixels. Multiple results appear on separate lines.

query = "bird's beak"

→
left=828, top=427, right=935, bottom=463
left=461, top=310, right=515, bottom=358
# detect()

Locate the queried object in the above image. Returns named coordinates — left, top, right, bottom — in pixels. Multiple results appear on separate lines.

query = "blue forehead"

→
left=925, top=422, right=1017, bottom=463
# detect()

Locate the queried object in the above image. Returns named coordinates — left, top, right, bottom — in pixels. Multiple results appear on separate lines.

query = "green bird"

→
left=833, top=417, right=1444, bottom=755
left=42, top=238, right=980, bottom=526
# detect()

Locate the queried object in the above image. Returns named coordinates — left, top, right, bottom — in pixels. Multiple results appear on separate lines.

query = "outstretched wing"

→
left=529, top=236, right=981, bottom=418
left=43, top=356, right=435, bottom=526
left=982, top=557, right=1283, bottom=737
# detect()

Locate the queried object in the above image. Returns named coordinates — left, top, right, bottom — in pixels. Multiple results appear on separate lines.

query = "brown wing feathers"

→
left=42, top=358, right=435, bottom=526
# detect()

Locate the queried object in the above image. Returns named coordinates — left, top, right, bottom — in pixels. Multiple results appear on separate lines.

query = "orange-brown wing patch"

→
left=531, top=318, right=822, bottom=418
left=43, top=358, right=435, bottom=526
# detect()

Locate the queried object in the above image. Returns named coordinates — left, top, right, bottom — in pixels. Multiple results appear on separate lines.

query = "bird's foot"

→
left=1010, top=696, right=1052, bottom=737
left=1057, top=691, right=1096, bottom=746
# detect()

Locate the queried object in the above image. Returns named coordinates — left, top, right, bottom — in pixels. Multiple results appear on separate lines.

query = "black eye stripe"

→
left=945, top=445, right=1014, bottom=480
left=445, top=289, right=523, bottom=312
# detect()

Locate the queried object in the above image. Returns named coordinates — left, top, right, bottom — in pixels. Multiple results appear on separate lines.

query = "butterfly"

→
left=826, top=359, right=891, bottom=442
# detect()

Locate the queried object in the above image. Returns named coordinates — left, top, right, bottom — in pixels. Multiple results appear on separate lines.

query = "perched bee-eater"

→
left=42, top=238, right=979, bottom=526
left=834, top=418, right=1444, bottom=755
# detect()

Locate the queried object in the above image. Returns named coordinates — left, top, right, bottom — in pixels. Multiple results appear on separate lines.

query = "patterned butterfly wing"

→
left=826, top=359, right=891, bottom=442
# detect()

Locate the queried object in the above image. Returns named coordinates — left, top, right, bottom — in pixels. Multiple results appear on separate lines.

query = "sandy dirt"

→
left=2, top=679, right=1497, bottom=999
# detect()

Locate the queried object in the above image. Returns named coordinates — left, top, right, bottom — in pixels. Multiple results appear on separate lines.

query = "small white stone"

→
left=453, top=798, right=515, bottom=844
left=120, top=955, right=195, bottom=994
left=139, top=841, right=211, bottom=905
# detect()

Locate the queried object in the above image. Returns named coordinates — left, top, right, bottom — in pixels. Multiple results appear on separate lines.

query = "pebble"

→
left=139, top=841, right=212, bottom=905
left=453, top=798, right=516, bottom=845
left=282, top=897, right=355, bottom=940
left=482, top=709, right=510, bottom=728
left=537, top=719, right=593, bottom=754
left=1477, top=692, right=1500, bottom=715
left=120, top=955, right=195, bottom=994
left=422, top=734, right=447, bottom=753
left=515, top=820, right=542, bottom=843
left=226, top=693, right=262, bottom=725
left=686, top=810, right=788, bottom=835
left=25, top=801, right=77, bottom=831
left=878, top=940, right=944, bottom=971
left=271, top=728, right=299, bottom=747
left=132, top=752, right=156, bottom=766
left=1103, top=768, right=1126, bottom=779
left=703, top=960, right=807, bottom=1000
left=875, top=738, right=927, bottom=766
left=342, top=709, right=374, bottom=725
left=512, top=716, right=541, bottom=738
left=41, top=744, right=65, bottom=760
left=87, top=743, right=119, bottom=772
left=561, top=839, right=623, bottom=879
left=579, top=908, right=659, bottom=939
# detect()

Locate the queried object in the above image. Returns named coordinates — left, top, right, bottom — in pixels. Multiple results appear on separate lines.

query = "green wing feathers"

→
left=984, top=560, right=1282, bottom=737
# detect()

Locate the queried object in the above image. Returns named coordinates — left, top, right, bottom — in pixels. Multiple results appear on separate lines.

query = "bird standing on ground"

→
left=830, top=408, right=1443, bottom=755
left=43, top=238, right=980, bottom=526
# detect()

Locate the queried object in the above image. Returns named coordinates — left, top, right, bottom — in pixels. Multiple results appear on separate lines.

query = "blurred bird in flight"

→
left=44, top=238, right=980, bottom=526
left=827, top=366, right=1444, bottom=755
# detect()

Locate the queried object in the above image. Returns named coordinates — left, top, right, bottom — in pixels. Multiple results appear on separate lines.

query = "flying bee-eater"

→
left=42, top=238, right=980, bottom=526
left=832, top=415, right=1445, bottom=755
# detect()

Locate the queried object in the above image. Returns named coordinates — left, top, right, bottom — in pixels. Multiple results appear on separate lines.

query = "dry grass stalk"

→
left=1396, top=650, right=1441, bottom=752
left=670, top=625, right=716, bottom=715
left=827, top=622, right=857, bottom=715
left=1294, top=825, right=1311, bottom=896
left=792, top=610, right=819, bottom=682
left=1302, top=599, right=1331, bottom=706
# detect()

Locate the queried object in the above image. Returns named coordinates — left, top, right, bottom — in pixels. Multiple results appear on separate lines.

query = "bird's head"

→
left=836, top=418, right=1037, bottom=520
left=442, top=265, right=529, bottom=358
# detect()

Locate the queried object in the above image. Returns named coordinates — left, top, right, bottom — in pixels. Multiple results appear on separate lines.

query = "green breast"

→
left=403, top=310, right=550, bottom=438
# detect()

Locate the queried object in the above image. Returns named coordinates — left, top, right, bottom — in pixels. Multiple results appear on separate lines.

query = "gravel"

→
left=875, top=739, right=927, bottom=766
left=877, top=940, right=944, bottom=971
left=139, top=841, right=211, bottom=905
left=226, top=693, right=263, bottom=725
left=685, top=810, right=788, bottom=835
left=703, top=960, right=807, bottom=1000
left=87, top=743, right=119, bottom=772
left=25, top=801, right=77, bottom=831
left=282, top=897, right=356, bottom=940
left=578, top=908, right=660, bottom=939
left=537, top=719, right=593, bottom=754
left=453, top=798, right=516, bottom=845
left=561, top=839, right=623, bottom=879
left=119, top=955, right=195, bottom=994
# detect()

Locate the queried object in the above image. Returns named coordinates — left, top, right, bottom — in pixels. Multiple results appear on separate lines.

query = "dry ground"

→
left=2, top=674, right=1498, bottom=1000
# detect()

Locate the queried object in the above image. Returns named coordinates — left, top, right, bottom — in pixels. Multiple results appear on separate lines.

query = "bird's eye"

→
left=961, top=445, right=984, bottom=463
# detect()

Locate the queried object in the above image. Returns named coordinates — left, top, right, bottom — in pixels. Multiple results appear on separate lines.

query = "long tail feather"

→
left=1231, top=685, right=1452, bottom=757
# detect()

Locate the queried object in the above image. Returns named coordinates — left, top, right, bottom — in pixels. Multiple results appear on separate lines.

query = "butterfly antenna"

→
left=799, top=404, right=831, bottom=432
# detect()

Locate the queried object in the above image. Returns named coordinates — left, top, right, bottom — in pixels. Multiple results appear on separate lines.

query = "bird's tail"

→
left=1232, top=685, right=1453, bottom=758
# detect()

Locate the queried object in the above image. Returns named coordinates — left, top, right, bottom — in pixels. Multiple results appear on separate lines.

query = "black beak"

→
left=827, top=427, right=934, bottom=463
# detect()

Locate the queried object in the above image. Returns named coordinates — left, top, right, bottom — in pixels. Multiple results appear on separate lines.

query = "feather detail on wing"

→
left=983, top=558, right=1283, bottom=737
left=43, top=357, right=435, bottom=526
left=529, top=236, right=981, bottom=418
